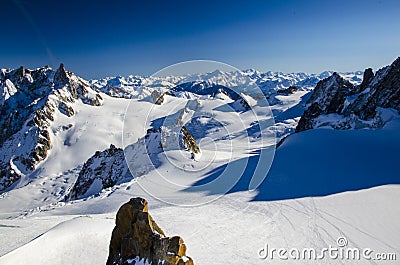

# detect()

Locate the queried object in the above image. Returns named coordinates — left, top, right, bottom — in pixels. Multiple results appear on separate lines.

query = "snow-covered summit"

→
left=0, top=64, right=103, bottom=191
left=296, top=57, right=400, bottom=132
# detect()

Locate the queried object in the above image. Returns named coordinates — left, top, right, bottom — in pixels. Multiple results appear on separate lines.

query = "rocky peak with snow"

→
left=345, top=57, right=400, bottom=120
left=296, top=57, right=400, bottom=132
left=0, top=64, right=104, bottom=191
left=359, top=67, right=374, bottom=91
left=107, top=197, right=194, bottom=265
left=68, top=144, right=128, bottom=200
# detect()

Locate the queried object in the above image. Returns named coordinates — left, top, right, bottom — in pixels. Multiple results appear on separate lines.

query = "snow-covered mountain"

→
left=296, top=58, right=400, bottom=132
left=0, top=64, right=103, bottom=191
left=90, top=69, right=363, bottom=100
left=0, top=59, right=399, bottom=265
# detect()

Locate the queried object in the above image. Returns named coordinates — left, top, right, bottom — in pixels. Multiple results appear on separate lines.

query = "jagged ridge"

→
left=296, top=57, right=400, bottom=132
left=0, top=64, right=103, bottom=191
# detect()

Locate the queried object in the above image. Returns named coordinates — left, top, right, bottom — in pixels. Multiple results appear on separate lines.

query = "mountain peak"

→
left=360, top=68, right=374, bottom=90
left=54, top=63, right=69, bottom=86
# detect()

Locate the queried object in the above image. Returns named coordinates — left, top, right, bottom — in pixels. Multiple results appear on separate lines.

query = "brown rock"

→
left=107, top=197, right=194, bottom=265
left=181, top=126, right=200, bottom=156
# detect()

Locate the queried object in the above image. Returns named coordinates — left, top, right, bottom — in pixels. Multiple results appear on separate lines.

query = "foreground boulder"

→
left=107, top=197, right=194, bottom=265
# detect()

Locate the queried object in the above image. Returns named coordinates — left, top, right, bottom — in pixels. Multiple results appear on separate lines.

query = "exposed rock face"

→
left=54, top=63, right=69, bottom=87
left=172, top=81, right=241, bottom=100
left=346, top=58, right=400, bottom=120
left=277, top=85, right=299, bottom=96
left=296, top=57, right=400, bottom=132
left=307, top=72, right=355, bottom=114
left=359, top=68, right=374, bottom=91
left=0, top=64, right=104, bottom=191
left=151, top=90, right=165, bottom=105
left=296, top=73, right=355, bottom=132
left=151, top=90, right=175, bottom=105
left=58, top=101, right=75, bottom=117
left=107, top=197, right=194, bottom=265
left=181, top=126, right=200, bottom=157
left=144, top=125, right=200, bottom=160
left=68, top=144, right=128, bottom=200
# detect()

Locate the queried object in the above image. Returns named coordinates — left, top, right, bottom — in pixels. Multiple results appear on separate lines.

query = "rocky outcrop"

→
left=359, top=68, right=374, bottom=91
left=181, top=126, right=200, bottom=157
left=151, top=90, right=174, bottom=105
left=53, top=63, right=104, bottom=106
left=277, top=85, right=299, bottom=96
left=172, top=81, right=241, bottom=100
left=296, top=73, right=355, bottom=132
left=345, top=58, right=400, bottom=120
left=68, top=144, right=128, bottom=200
left=151, top=90, right=165, bottom=105
left=107, top=197, right=194, bottom=265
left=296, top=57, right=400, bottom=132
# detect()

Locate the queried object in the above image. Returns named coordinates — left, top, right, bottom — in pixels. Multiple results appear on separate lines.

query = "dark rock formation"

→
left=277, top=85, right=299, bottom=96
left=68, top=144, right=128, bottom=200
left=359, top=68, right=374, bottom=91
left=145, top=125, right=200, bottom=159
left=58, top=101, right=75, bottom=117
left=54, top=63, right=70, bottom=87
left=308, top=72, right=355, bottom=114
left=346, top=58, right=400, bottom=120
left=181, top=126, right=200, bottom=157
left=90, top=93, right=103, bottom=106
left=107, top=198, right=194, bottom=265
left=172, top=81, right=240, bottom=100
left=151, top=90, right=165, bottom=105
left=296, top=57, right=400, bottom=133
left=295, top=102, right=323, bottom=133
left=296, top=73, right=355, bottom=132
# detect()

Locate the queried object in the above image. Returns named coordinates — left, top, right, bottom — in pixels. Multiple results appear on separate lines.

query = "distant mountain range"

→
left=1, top=58, right=398, bottom=196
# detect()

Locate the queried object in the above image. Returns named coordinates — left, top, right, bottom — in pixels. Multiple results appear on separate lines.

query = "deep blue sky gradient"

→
left=1, top=0, right=399, bottom=78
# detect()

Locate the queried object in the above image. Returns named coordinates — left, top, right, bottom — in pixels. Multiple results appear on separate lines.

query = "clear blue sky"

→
left=1, top=0, right=399, bottom=78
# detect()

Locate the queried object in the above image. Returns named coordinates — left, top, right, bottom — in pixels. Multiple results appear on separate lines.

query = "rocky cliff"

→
left=107, top=197, right=194, bottom=265
left=296, top=57, right=400, bottom=132
left=68, top=144, right=129, bottom=200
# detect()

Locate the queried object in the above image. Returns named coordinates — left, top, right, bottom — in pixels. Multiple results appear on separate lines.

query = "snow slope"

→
left=0, top=117, right=399, bottom=264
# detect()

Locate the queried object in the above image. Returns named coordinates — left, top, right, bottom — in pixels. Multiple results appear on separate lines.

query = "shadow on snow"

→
left=185, top=124, right=400, bottom=201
